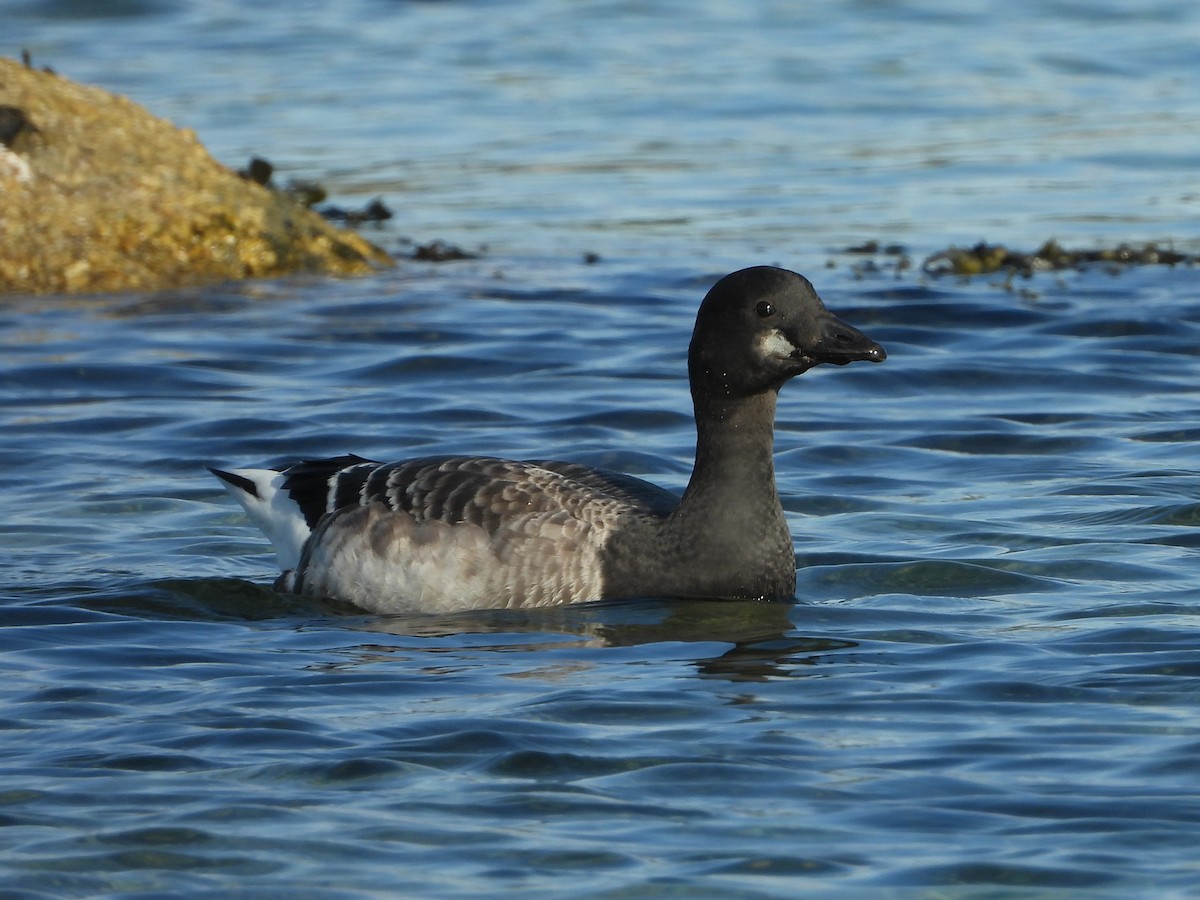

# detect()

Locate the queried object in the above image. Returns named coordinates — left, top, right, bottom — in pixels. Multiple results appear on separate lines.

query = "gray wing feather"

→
left=285, top=455, right=677, bottom=533
left=530, top=460, right=678, bottom=518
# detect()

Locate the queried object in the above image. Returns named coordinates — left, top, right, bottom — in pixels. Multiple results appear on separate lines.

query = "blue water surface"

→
left=3, top=1, right=1200, bottom=897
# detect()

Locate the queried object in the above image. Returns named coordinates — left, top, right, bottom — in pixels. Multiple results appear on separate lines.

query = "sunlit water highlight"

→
left=4, top=0, right=1200, bottom=896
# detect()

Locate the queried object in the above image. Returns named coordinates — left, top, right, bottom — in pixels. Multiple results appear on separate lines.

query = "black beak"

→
left=809, top=312, right=887, bottom=366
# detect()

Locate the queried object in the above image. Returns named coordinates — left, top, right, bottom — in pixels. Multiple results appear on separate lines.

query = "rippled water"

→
left=12, top=0, right=1199, bottom=261
left=5, top=1, right=1200, bottom=897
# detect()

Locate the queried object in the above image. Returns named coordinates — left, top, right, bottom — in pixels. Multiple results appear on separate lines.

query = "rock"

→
left=0, top=57, right=393, bottom=296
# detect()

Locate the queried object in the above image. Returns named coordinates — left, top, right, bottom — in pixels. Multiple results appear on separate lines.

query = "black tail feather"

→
left=279, top=454, right=377, bottom=528
left=208, top=466, right=260, bottom=498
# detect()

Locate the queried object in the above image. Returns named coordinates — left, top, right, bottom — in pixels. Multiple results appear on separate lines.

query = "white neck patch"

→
left=759, top=329, right=798, bottom=361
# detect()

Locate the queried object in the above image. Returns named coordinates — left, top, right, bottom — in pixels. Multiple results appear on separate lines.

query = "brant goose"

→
left=210, top=266, right=885, bottom=613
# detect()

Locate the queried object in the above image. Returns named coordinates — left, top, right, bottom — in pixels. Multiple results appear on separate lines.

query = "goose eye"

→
left=755, top=301, right=775, bottom=318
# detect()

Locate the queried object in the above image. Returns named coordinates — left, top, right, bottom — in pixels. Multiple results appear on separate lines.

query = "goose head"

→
left=688, top=266, right=886, bottom=401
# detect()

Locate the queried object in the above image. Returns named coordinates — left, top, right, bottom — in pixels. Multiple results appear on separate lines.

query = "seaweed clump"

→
left=827, top=241, right=913, bottom=279
left=922, top=239, right=1195, bottom=278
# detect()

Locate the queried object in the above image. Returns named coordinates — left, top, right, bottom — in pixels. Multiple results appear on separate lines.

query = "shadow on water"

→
left=72, top=576, right=858, bottom=683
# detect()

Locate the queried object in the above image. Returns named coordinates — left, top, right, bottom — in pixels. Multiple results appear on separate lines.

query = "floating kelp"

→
left=827, top=241, right=914, bottom=279
left=922, top=240, right=1195, bottom=278
left=410, top=239, right=477, bottom=262
left=318, top=198, right=395, bottom=225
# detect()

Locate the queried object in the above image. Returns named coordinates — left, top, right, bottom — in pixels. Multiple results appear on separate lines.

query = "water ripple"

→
left=4, top=0, right=1200, bottom=894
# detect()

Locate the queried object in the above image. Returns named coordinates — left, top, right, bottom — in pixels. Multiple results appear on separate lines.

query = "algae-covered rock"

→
left=0, top=57, right=392, bottom=295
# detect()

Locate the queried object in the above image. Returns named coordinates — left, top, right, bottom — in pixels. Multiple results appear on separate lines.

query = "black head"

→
left=688, top=266, right=885, bottom=400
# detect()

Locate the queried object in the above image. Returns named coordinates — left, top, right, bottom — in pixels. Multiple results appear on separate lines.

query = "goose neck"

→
left=679, top=389, right=781, bottom=513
